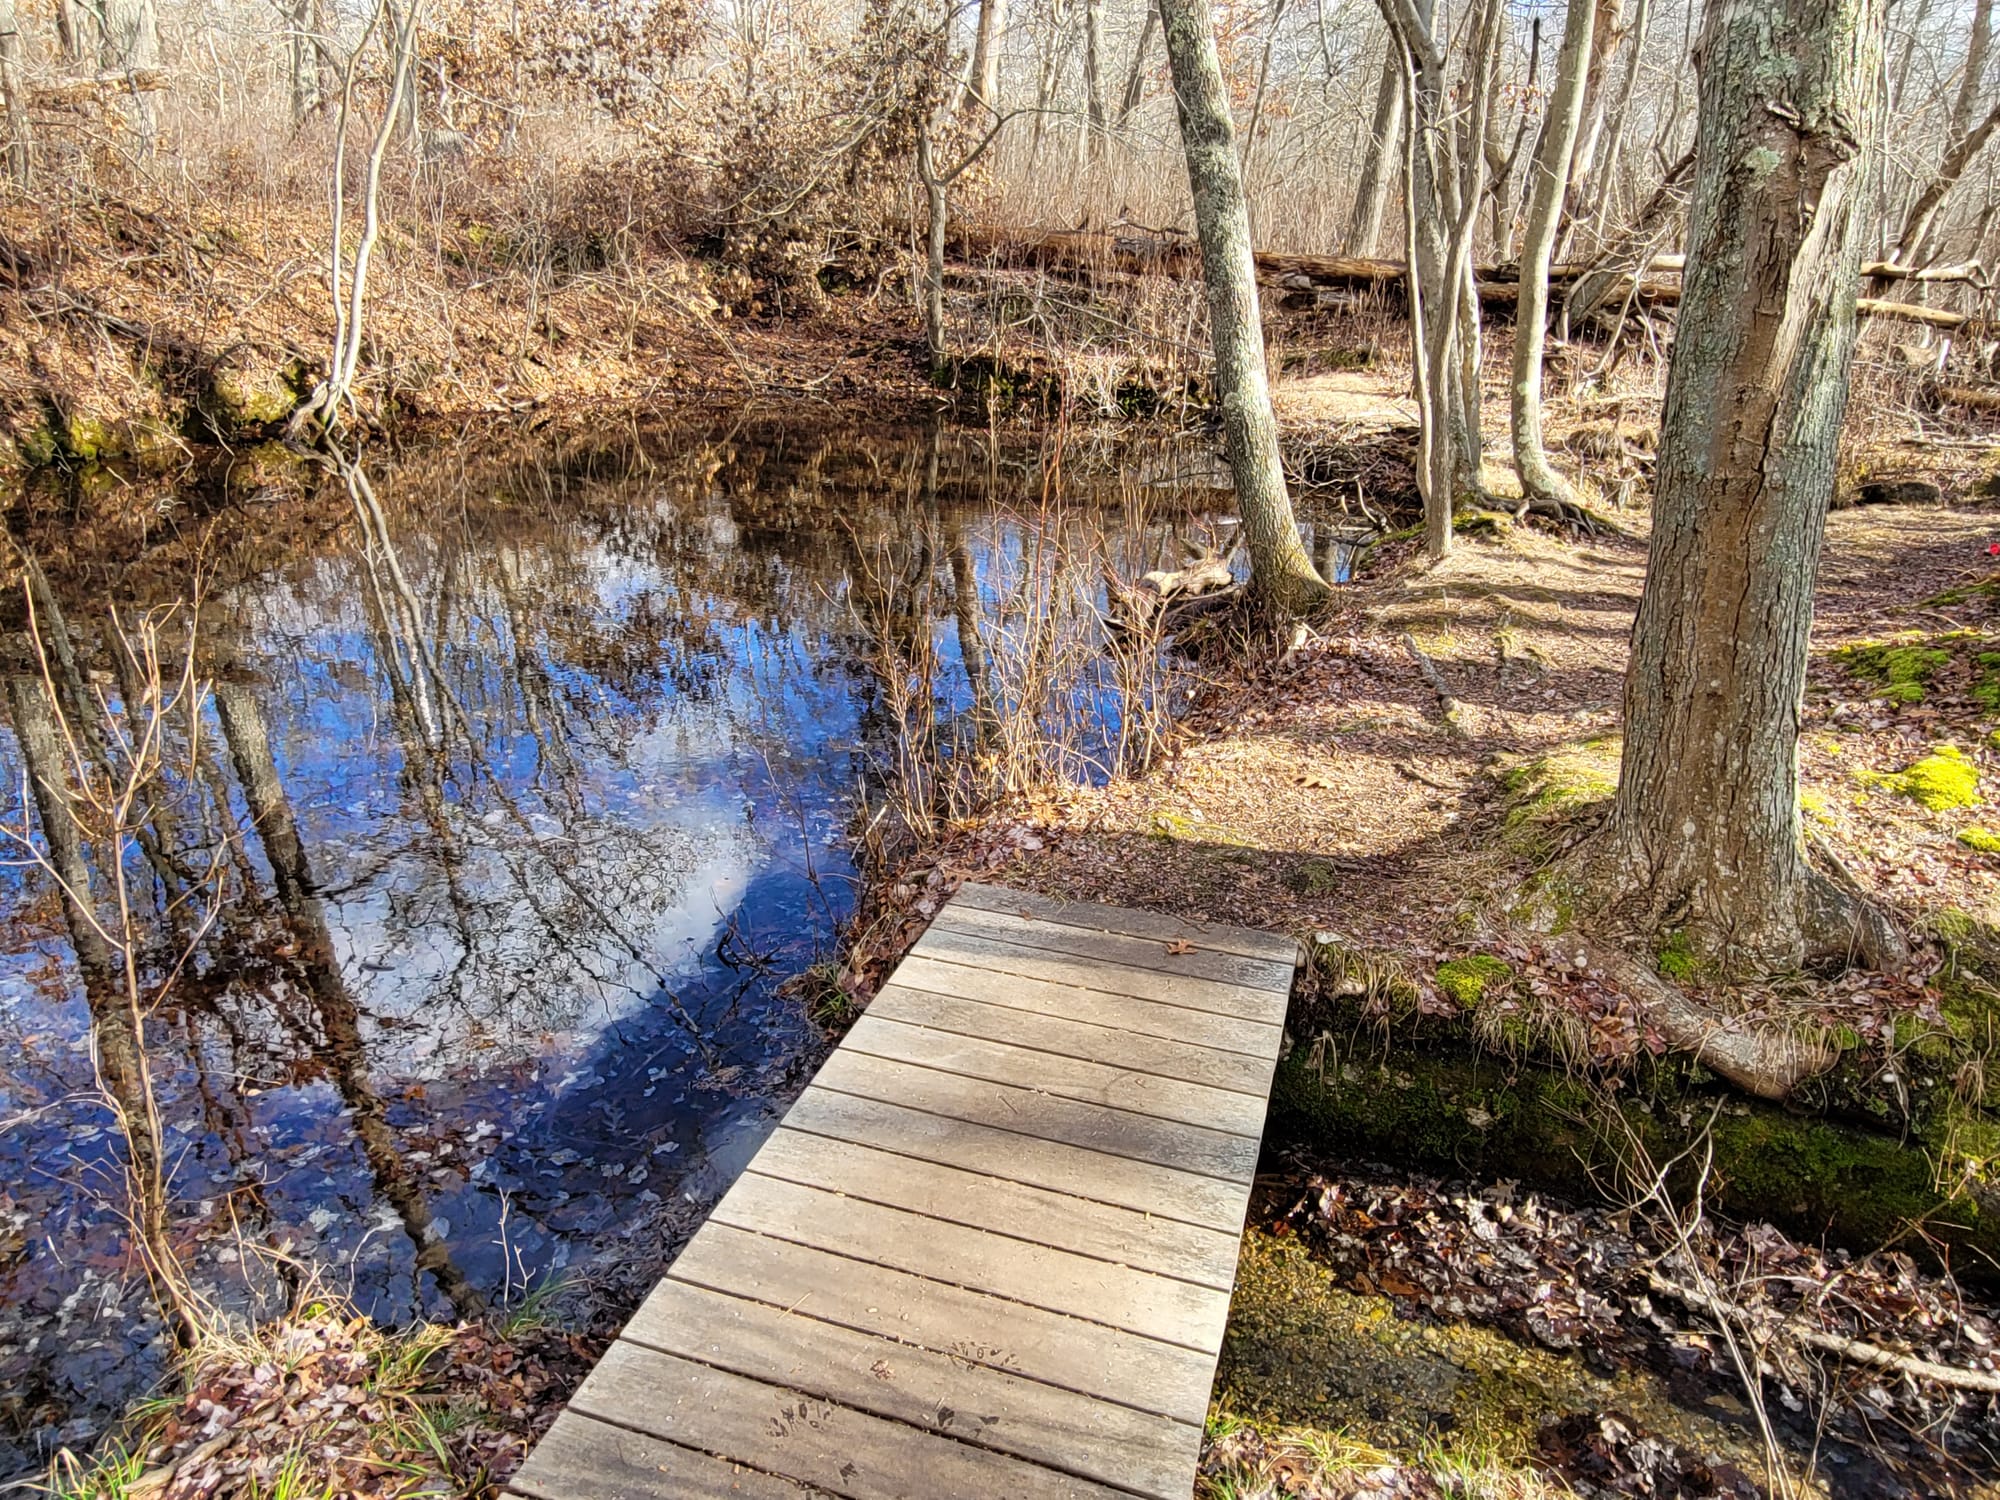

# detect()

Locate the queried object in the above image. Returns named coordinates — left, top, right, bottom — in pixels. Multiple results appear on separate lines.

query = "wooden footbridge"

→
left=508, top=882, right=1298, bottom=1499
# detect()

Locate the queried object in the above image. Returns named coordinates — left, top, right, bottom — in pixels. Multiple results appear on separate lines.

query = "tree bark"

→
left=98, top=0, right=160, bottom=148
left=966, top=0, right=1007, bottom=115
left=0, top=0, right=29, bottom=184
left=1157, top=0, right=1329, bottom=614
left=1346, top=41, right=1404, bottom=255
left=1083, top=0, right=1106, bottom=153
left=1510, top=0, right=1595, bottom=513
left=1117, top=5, right=1156, bottom=125
left=1592, top=0, right=1899, bottom=975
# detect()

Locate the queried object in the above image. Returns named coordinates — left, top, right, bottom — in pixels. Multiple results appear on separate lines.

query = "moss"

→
left=59, top=410, right=119, bottom=461
left=1961, top=827, right=2000, bottom=854
left=1863, top=743, right=1983, bottom=811
left=1147, top=810, right=1200, bottom=841
left=1268, top=1040, right=2000, bottom=1281
left=1655, top=928, right=1700, bottom=982
left=1834, top=636, right=1954, bottom=704
left=1799, top=787, right=1833, bottom=822
left=1286, top=858, right=1344, bottom=897
left=1926, top=573, right=2000, bottom=607
left=15, top=417, right=59, bottom=468
left=1436, top=955, right=1513, bottom=1008
left=1497, top=739, right=1621, bottom=857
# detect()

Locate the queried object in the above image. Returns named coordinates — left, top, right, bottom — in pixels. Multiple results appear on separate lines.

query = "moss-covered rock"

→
left=1864, top=743, right=1982, bottom=811
left=1498, top=739, right=1620, bottom=856
left=201, top=347, right=303, bottom=432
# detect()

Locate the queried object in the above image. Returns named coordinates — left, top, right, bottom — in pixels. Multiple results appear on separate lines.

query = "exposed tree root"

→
left=1567, top=933, right=1836, bottom=1101
left=1803, top=834, right=1911, bottom=974
left=1400, top=631, right=1470, bottom=739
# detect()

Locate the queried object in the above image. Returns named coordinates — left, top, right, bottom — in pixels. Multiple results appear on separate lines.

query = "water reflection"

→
left=0, top=414, right=1301, bottom=1468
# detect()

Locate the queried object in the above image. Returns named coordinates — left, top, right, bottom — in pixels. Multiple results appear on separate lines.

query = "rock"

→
left=201, top=346, right=303, bottom=432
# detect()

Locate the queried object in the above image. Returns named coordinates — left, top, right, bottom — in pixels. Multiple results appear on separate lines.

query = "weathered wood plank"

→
left=894, top=949, right=1282, bottom=1057
left=929, top=902, right=1296, bottom=994
left=568, top=1342, right=1138, bottom=1499
left=713, top=1171, right=1235, bottom=1351
left=955, top=880, right=1300, bottom=965
left=511, top=882, right=1295, bottom=1497
left=781, top=1085, right=1246, bottom=1231
left=623, top=1279, right=1202, bottom=1499
left=749, top=1125, right=1242, bottom=1288
left=669, top=1223, right=1221, bottom=1420
left=812, top=1047, right=1261, bottom=1185
left=843, top=1014, right=1269, bottom=1138
left=867, top=983, right=1275, bottom=1095
left=508, top=1410, right=811, bottom=1498
left=911, top=923, right=1289, bottom=1024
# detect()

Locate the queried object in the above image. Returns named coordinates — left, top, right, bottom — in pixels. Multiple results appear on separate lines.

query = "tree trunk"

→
left=287, top=0, right=322, bottom=125
left=1510, top=0, right=1595, bottom=513
left=918, top=124, right=949, bottom=364
left=1569, top=0, right=1625, bottom=189
left=1383, top=0, right=1504, bottom=554
left=967, top=0, right=1007, bottom=115
left=1591, top=0, right=1899, bottom=975
left=1083, top=0, right=1106, bottom=153
left=99, top=0, right=160, bottom=149
left=0, top=0, right=29, bottom=184
left=1117, top=5, right=1156, bottom=125
left=1157, top=0, right=1329, bottom=614
left=1346, top=41, right=1404, bottom=255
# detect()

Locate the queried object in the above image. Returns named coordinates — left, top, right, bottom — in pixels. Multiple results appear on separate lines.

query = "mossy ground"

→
left=1863, top=743, right=1983, bottom=811
left=1212, top=1228, right=1786, bottom=1489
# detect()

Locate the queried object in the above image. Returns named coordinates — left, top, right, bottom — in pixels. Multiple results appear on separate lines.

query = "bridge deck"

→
left=507, top=881, right=1298, bottom=1500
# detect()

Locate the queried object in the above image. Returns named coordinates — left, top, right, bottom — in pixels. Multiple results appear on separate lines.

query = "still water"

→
left=0, top=414, right=1359, bottom=1470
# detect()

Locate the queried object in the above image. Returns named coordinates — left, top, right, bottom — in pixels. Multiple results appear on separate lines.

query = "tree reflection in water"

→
left=0, top=415, right=1234, bottom=1467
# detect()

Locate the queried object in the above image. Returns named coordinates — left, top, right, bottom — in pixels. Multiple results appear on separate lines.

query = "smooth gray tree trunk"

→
left=1156, top=0, right=1329, bottom=614
left=1510, top=0, right=1594, bottom=513
left=1595, top=0, right=1899, bottom=974
left=1346, top=42, right=1404, bottom=255
left=966, top=0, right=1007, bottom=115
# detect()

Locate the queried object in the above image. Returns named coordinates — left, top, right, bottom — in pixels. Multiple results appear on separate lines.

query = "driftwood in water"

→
left=1104, top=550, right=1239, bottom=633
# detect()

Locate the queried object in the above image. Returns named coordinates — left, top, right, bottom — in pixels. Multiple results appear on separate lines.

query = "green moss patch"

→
left=1863, top=743, right=1983, bottom=811
left=1498, top=739, right=1621, bottom=856
left=1834, top=635, right=1954, bottom=704
left=1436, top=955, right=1513, bottom=1007
left=1961, top=827, right=2000, bottom=854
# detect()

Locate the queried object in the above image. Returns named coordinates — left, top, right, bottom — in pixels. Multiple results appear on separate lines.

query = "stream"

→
left=0, top=414, right=1368, bottom=1472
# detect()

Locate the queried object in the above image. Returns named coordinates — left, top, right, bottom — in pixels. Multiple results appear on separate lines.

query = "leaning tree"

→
left=1585, top=0, right=1902, bottom=976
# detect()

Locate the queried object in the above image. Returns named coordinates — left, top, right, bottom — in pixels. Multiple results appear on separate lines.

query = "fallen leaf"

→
left=1165, top=939, right=1197, bottom=955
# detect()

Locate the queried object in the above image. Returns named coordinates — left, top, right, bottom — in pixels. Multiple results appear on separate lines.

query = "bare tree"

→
left=1510, top=0, right=1595, bottom=514
left=1586, top=0, right=1902, bottom=980
left=1158, top=0, right=1330, bottom=613
left=1345, top=41, right=1405, bottom=254
left=965, top=0, right=1007, bottom=114
left=0, top=0, right=28, bottom=183
left=1380, top=0, right=1507, bottom=557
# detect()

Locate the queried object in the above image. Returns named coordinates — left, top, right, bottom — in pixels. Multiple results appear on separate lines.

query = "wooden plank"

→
left=954, top=881, right=1300, bottom=965
left=669, top=1223, right=1221, bottom=1421
left=911, top=923, right=1288, bottom=1024
left=869, top=982, right=1276, bottom=1095
left=568, top=1342, right=1138, bottom=1500
left=508, top=1410, right=811, bottom=1498
left=929, top=902, right=1296, bottom=995
left=894, top=949, right=1282, bottom=1057
left=749, top=1126, right=1242, bottom=1288
left=812, top=1047, right=1261, bottom=1185
left=624, top=1279, right=1201, bottom=1499
left=843, top=1013, right=1269, bottom=1138
left=713, top=1172, right=1235, bottom=1351
left=781, top=1085, right=1247, bottom=1231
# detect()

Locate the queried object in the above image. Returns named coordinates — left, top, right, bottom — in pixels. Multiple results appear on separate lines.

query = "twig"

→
left=1400, top=632, right=1468, bottom=739
left=1648, top=1271, right=2000, bottom=1393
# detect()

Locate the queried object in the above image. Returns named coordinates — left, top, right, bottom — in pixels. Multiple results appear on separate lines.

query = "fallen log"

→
left=29, top=68, right=168, bottom=110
